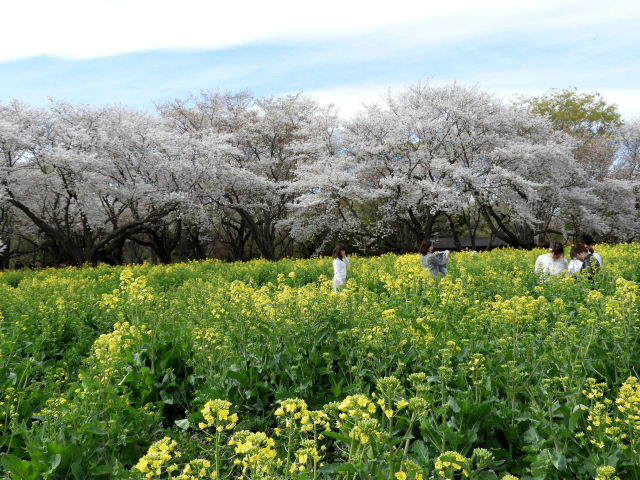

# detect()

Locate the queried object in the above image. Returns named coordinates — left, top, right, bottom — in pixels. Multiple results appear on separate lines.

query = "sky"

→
left=1, top=0, right=639, bottom=119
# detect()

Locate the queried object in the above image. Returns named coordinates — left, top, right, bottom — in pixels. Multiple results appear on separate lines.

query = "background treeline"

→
left=0, top=85, right=638, bottom=267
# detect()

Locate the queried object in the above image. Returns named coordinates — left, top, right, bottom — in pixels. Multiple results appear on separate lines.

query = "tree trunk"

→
left=185, top=226, right=207, bottom=260
left=0, top=237, right=10, bottom=269
left=478, top=204, right=529, bottom=248
left=446, top=214, right=462, bottom=250
left=236, top=209, right=277, bottom=260
left=132, top=220, right=182, bottom=264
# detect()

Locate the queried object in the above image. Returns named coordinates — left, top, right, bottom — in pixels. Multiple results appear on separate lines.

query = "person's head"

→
left=332, top=244, right=347, bottom=259
left=419, top=240, right=436, bottom=255
left=571, top=243, right=590, bottom=261
left=549, top=241, right=564, bottom=259
left=580, top=234, right=595, bottom=252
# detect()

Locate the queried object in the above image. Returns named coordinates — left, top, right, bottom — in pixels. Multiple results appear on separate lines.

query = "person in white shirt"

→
left=580, top=234, right=603, bottom=266
left=332, top=244, right=350, bottom=292
left=568, top=244, right=588, bottom=274
left=535, top=241, right=568, bottom=276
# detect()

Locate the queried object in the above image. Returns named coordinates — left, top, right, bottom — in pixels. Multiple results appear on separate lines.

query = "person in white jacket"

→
left=332, top=244, right=350, bottom=292
left=535, top=241, right=568, bottom=276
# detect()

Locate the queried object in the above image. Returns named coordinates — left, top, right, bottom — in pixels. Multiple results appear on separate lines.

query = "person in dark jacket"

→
left=419, top=240, right=450, bottom=276
left=570, top=243, right=601, bottom=280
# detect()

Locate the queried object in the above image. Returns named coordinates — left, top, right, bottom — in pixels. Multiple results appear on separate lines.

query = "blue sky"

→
left=1, top=0, right=639, bottom=118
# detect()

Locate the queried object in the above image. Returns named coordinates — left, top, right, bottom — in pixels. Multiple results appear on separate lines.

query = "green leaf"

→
left=44, top=454, right=61, bottom=475
left=523, top=426, right=539, bottom=445
left=322, top=430, right=352, bottom=444
left=175, top=418, right=190, bottom=430
left=551, top=451, right=567, bottom=470
left=1, top=453, right=30, bottom=476
left=1, top=454, right=44, bottom=480
left=89, top=464, right=113, bottom=476
left=477, top=472, right=498, bottom=480
left=70, top=461, right=84, bottom=480
left=159, top=390, right=174, bottom=404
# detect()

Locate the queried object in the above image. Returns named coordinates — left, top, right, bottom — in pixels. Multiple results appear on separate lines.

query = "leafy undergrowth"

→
left=1, top=245, right=639, bottom=479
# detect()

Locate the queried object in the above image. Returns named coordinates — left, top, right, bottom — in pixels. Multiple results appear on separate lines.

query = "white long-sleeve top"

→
left=535, top=253, right=568, bottom=276
left=592, top=251, right=603, bottom=266
left=568, top=258, right=583, bottom=274
left=333, top=257, right=350, bottom=283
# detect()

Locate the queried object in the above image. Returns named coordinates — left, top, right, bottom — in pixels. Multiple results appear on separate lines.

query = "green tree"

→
left=523, top=88, right=622, bottom=176
left=525, top=87, right=621, bottom=137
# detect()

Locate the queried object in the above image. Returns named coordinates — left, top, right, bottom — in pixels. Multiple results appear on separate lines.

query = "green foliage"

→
left=524, top=87, right=622, bottom=137
left=0, top=245, right=639, bottom=479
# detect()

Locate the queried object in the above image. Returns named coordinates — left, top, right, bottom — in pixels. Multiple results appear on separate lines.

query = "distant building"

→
left=435, top=236, right=508, bottom=251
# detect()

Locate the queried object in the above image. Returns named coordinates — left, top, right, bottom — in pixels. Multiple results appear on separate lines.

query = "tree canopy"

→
left=0, top=85, right=638, bottom=266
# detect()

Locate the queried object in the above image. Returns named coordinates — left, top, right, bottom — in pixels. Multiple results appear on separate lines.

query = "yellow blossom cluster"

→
left=337, top=395, right=377, bottom=423
left=133, top=436, right=181, bottom=479
left=580, top=376, right=640, bottom=451
left=396, top=459, right=425, bottom=480
left=289, top=439, right=321, bottom=473
left=483, top=294, right=549, bottom=327
left=228, top=430, right=280, bottom=476
left=583, top=378, right=607, bottom=401
left=615, top=376, right=640, bottom=451
left=594, top=466, right=620, bottom=480
left=90, top=321, right=151, bottom=382
left=199, top=399, right=238, bottom=432
left=434, top=451, right=470, bottom=478
left=100, top=268, right=156, bottom=315
left=274, top=398, right=330, bottom=434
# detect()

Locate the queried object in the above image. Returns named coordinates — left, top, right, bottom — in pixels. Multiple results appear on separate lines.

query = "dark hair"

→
left=549, top=241, right=564, bottom=259
left=580, top=234, right=594, bottom=245
left=571, top=243, right=589, bottom=258
left=332, top=244, right=346, bottom=259
left=579, top=234, right=595, bottom=253
left=419, top=240, right=436, bottom=255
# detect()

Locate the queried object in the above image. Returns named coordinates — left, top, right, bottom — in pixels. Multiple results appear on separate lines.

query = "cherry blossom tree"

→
left=289, top=84, right=589, bottom=250
left=1, top=86, right=638, bottom=266
left=600, top=118, right=640, bottom=240
left=0, top=101, right=218, bottom=265
left=160, top=91, right=339, bottom=259
left=616, top=119, right=640, bottom=180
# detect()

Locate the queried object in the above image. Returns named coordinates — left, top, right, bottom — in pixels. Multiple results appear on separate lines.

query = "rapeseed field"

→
left=1, top=245, right=639, bottom=479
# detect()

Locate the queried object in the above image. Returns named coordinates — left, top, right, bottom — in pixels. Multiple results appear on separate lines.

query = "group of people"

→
left=534, top=234, right=602, bottom=279
left=331, top=240, right=453, bottom=291
left=331, top=234, right=603, bottom=291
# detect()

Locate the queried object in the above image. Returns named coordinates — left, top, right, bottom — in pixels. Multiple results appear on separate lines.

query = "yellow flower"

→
left=200, top=399, right=237, bottom=432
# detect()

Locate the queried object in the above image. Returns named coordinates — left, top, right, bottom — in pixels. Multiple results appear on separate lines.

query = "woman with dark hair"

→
left=420, top=240, right=450, bottom=276
left=568, top=242, right=601, bottom=279
left=534, top=241, right=568, bottom=276
left=568, top=243, right=589, bottom=274
left=332, top=244, right=350, bottom=292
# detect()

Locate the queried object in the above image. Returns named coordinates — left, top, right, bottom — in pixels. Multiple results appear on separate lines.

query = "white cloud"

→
left=599, top=90, right=640, bottom=120
left=306, top=85, right=394, bottom=118
left=2, top=0, right=635, bottom=61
